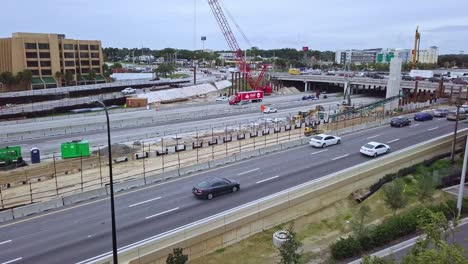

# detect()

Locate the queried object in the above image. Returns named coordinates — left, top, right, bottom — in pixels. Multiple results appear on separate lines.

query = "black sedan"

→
left=192, top=177, right=240, bottom=200
left=390, top=117, right=411, bottom=127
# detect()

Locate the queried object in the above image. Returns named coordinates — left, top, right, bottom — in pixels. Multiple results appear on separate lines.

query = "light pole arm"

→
left=93, top=100, right=118, bottom=264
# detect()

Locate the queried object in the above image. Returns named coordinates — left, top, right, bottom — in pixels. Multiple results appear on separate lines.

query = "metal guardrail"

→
left=85, top=127, right=468, bottom=264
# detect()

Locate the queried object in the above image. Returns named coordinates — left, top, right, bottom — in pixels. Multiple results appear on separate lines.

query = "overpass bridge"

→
left=269, top=73, right=466, bottom=103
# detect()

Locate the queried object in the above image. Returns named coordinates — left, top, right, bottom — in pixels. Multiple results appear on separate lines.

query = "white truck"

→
left=409, top=70, right=433, bottom=79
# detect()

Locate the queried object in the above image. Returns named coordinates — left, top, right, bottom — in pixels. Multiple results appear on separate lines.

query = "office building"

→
left=416, top=46, right=438, bottom=64
left=335, top=49, right=381, bottom=65
left=0, top=32, right=105, bottom=91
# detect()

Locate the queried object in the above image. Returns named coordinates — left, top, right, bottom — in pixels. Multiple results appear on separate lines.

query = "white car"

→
left=121, top=87, right=136, bottom=95
left=263, top=107, right=278, bottom=114
left=360, top=141, right=390, bottom=157
left=216, top=96, right=229, bottom=102
left=309, top=134, right=341, bottom=148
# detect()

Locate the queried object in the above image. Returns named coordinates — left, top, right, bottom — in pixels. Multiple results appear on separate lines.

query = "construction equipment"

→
left=61, top=140, right=90, bottom=159
left=207, top=0, right=272, bottom=94
left=0, top=146, right=27, bottom=170
left=304, top=126, right=324, bottom=136
left=288, top=68, right=301, bottom=75
left=291, top=105, right=325, bottom=123
left=330, top=94, right=403, bottom=121
left=412, top=26, right=421, bottom=70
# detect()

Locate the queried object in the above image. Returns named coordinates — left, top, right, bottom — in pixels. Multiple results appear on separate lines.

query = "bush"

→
left=330, top=236, right=362, bottom=260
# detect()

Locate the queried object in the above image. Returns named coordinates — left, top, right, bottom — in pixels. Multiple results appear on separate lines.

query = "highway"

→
left=0, top=116, right=465, bottom=264
left=1, top=95, right=378, bottom=157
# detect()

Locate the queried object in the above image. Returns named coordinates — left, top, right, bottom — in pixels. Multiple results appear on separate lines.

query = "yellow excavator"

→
left=291, top=105, right=325, bottom=123
left=304, top=125, right=323, bottom=136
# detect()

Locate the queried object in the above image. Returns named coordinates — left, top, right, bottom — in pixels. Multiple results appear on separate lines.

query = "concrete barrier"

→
left=259, top=144, right=282, bottom=155
left=280, top=139, right=302, bottom=150
left=12, top=197, right=64, bottom=219
left=158, top=170, right=180, bottom=181
left=62, top=188, right=108, bottom=206
left=178, top=162, right=210, bottom=176
left=110, top=178, right=147, bottom=193
left=90, top=130, right=467, bottom=264
left=0, top=209, right=13, bottom=222
left=209, top=156, right=236, bottom=168
left=235, top=149, right=260, bottom=161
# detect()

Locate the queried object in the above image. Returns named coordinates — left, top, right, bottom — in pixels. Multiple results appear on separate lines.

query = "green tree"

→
left=416, top=172, right=437, bottom=202
left=55, top=71, right=62, bottom=86
left=89, top=69, right=97, bottom=84
left=361, top=255, right=395, bottom=264
left=0, top=71, right=16, bottom=86
left=155, top=62, right=176, bottom=77
left=166, top=248, right=188, bottom=264
left=382, top=179, right=408, bottom=213
left=401, top=209, right=467, bottom=264
left=102, top=64, right=113, bottom=79
left=351, top=204, right=372, bottom=238
left=110, top=62, right=123, bottom=69
left=278, top=225, right=303, bottom=264
left=64, top=71, right=74, bottom=86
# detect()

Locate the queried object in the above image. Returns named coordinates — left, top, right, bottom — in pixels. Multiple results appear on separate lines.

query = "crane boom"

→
left=207, top=0, right=271, bottom=94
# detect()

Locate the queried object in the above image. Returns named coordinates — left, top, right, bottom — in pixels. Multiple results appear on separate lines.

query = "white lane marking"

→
left=387, top=138, right=400, bottom=144
left=427, top=127, right=439, bottom=131
left=237, top=168, right=260, bottom=176
left=366, top=134, right=380, bottom=139
left=256, top=175, right=279, bottom=184
left=0, top=240, right=12, bottom=245
left=437, top=118, right=444, bottom=121
left=1, top=258, right=22, bottom=264
left=310, top=149, right=329, bottom=155
left=410, top=124, right=420, bottom=128
left=87, top=235, right=93, bottom=238
left=128, top=197, right=162, bottom=208
left=145, top=207, right=179, bottom=220
left=331, top=154, right=349, bottom=161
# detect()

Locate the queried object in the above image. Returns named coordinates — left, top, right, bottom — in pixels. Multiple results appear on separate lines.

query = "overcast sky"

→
left=2, top=0, right=467, bottom=54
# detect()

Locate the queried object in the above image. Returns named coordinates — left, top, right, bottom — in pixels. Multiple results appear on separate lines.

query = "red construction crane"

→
left=207, top=0, right=272, bottom=94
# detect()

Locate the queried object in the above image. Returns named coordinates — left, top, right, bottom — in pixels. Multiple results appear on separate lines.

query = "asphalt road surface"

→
left=0, top=117, right=465, bottom=264
left=3, top=96, right=377, bottom=158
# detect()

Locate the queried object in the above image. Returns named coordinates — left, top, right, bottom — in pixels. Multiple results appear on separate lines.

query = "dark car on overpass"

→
left=192, top=177, right=240, bottom=200
left=390, top=117, right=411, bottom=127
left=414, top=112, right=433, bottom=121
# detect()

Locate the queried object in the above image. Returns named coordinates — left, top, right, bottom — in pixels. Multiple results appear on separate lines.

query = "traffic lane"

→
left=0, top=120, right=462, bottom=262
left=25, top=124, right=467, bottom=264
left=7, top=96, right=362, bottom=150
left=1, top=93, right=349, bottom=135
left=1, top=116, right=460, bottom=238
left=14, top=98, right=379, bottom=158
left=0, top=116, right=461, bottom=235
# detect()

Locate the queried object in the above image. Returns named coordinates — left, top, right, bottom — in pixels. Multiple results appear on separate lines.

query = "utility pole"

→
left=451, top=97, right=462, bottom=161
left=457, top=134, right=468, bottom=217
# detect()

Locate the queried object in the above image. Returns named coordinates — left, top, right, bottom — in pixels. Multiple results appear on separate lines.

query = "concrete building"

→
left=335, top=49, right=380, bottom=65
left=0, top=32, right=105, bottom=91
left=416, top=46, right=438, bottom=64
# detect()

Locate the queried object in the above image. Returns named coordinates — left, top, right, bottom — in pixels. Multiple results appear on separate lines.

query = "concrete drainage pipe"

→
left=273, top=230, right=290, bottom=248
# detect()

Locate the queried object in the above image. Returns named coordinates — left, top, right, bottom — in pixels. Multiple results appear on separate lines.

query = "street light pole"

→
left=93, top=100, right=118, bottom=264
left=457, top=134, right=468, bottom=217
left=451, top=98, right=461, bottom=161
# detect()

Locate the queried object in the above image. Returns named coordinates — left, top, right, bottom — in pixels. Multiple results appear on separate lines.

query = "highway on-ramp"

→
left=0, top=117, right=464, bottom=264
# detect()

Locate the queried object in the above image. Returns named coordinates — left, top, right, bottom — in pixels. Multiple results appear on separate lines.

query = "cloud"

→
left=425, top=25, right=468, bottom=33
